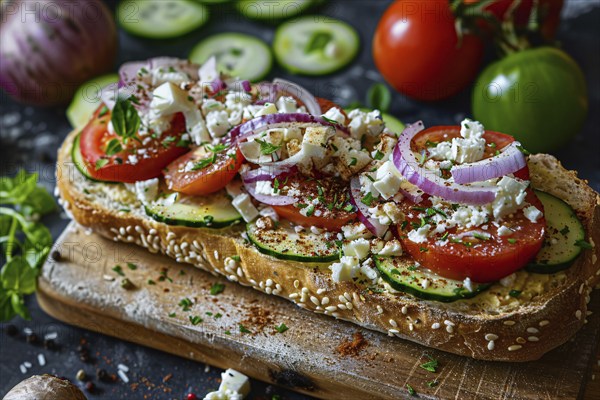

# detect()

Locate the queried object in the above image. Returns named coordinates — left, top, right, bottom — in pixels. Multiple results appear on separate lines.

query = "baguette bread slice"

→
left=56, top=128, right=600, bottom=362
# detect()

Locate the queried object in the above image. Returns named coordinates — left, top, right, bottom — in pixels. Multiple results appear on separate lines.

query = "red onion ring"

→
left=349, top=177, right=388, bottom=238
left=242, top=178, right=297, bottom=206
left=392, top=122, right=498, bottom=205
left=398, top=186, right=424, bottom=204
left=272, top=78, right=322, bottom=116
left=450, top=142, right=526, bottom=184
left=241, top=80, right=252, bottom=92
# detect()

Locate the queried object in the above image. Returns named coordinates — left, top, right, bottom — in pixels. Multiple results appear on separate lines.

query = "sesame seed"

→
left=504, top=321, right=516, bottom=326
left=337, top=303, right=347, bottom=310
left=297, top=303, right=307, bottom=309
left=119, top=227, right=126, bottom=236
left=118, top=363, right=129, bottom=372
left=352, top=292, right=360, bottom=304
left=238, top=266, right=246, bottom=276
left=103, top=275, right=115, bottom=282
left=444, top=320, right=455, bottom=326
left=228, top=274, right=238, bottom=282
left=322, top=297, right=330, bottom=305
left=345, top=302, right=353, bottom=310
left=338, top=295, right=347, bottom=303
left=344, top=292, right=352, bottom=301
left=325, top=306, right=337, bottom=312
left=294, top=280, right=300, bottom=289
left=37, top=353, right=46, bottom=366
left=301, top=287, right=309, bottom=294
left=214, top=250, right=220, bottom=260
left=528, top=336, right=539, bottom=342
left=19, top=365, right=27, bottom=374
left=265, top=287, right=273, bottom=295
left=276, top=284, right=282, bottom=291
left=23, top=361, right=32, bottom=368
left=266, top=279, right=273, bottom=287
left=575, top=310, right=582, bottom=320
left=310, top=296, right=320, bottom=306
left=317, top=288, right=326, bottom=295
left=249, top=279, right=257, bottom=286
left=487, top=341, right=495, bottom=351
left=167, top=232, right=176, bottom=241
left=401, top=306, right=408, bottom=315
left=389, top=319, right=398, bottom=328
left=527, top=327, right=539, bottom=334
left=125, top=225, right=133, bottom=233
left=431, top=323, right=440, bottom=330
left=587, top=311, right=593, bottom=316
left=259, top=281, right=265, bottom=289
left=516, top=337, right=526, bottom=344
left=579, top=283, right=585, bottom=294
left=389, top=329, right=400, bottom=334
left=485, top=334, right=498, bottom=341
left=332, top=312, right=340, bottom=318
left=508, top=345, right=522, bottom=351
left=149, top=228, right=157, bottom=235
left=300, top=293, right=307, bottom=302
left=289, top=293, right=299, bottom=299
left=377, top=305, right=384, bottom=314
left=539, top=320, right=550, bottom=327
left=409, top=323, right=414, bottom=331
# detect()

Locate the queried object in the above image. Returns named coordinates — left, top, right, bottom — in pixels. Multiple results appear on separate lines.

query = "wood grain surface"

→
left=37, top=223, right=600, bottom=400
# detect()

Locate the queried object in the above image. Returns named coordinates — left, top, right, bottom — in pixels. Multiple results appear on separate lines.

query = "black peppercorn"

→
left=96, top=368, right=109, bottom=382
left=51, top=250, right=62, bottom=261
left=5, top=324, right=18, bottom=336
left=85, top=381, right=95, bottom=393
left=26, top=333, right=39, bottom=344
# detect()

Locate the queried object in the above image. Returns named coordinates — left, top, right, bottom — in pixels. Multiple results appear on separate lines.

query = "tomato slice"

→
left=80, top=106, right=189, bottom=183
left=271, top=175, right=357, bottom=231
left=163, top=142, right=243, bottom=196
left=395, top=126, right=545, bottom=282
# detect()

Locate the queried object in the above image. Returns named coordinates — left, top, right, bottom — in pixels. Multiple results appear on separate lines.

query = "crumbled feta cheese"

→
left=322, top=107, right=346, bottom=125
left=499, top=273, right=517, bottom=287
left=497, top=225, right=514, bottom=236
left=255, top=180, right=275, bottom=196
left=376, top=240, right=403, bottom=256
left=429, top=118, right=486, bottom=164
left=342, top=222, right=373, bottom=240
left=300, top=126, right=334, bottom=160
left=492, top=176, right=528, bottom=219
left=347, top=109, right=384, bottom=138
left=373, top=160, right=404, bottom=200
left=276, top=96, right=298, bottom=113
left=283, top=127, right=302, bottom=141
left=232, top=194, right=259, bottom=222
left=523, top=205, right=542, bottom=223
left=382, top=202, right=405, bottom=224
left=204, top=368, right=250, bottom=400
left=134, top=178, right=159, bottom=204
left=407, top=224, right=431, bottom=243
left=150, top=68, right=189, bottom=86
left=360, top=259, right=379, bottom=282
left=206, top=110, right=231, bottom=138
left=330, top=256, right=360, bottom=283
left=127, top=154, right=138, bottom=165
left=258, top=206, right=279, bottom=221
left=202, top=98, right=225, bottom=114
left=449, top=205, right=490, bottom=229
left=184, top=108, right=210, bottom=144
left=255, top=102, right=278, bottom=117
left=150, top=82, right=192, bottom=118
left=343, top=238, right=371, bottom=260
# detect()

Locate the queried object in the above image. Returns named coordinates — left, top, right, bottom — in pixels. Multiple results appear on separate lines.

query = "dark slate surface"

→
left=1, top=1, right=598, bottom=399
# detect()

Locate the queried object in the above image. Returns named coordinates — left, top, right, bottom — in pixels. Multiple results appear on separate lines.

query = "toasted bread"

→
left=56, top=128, right=600, bottom=361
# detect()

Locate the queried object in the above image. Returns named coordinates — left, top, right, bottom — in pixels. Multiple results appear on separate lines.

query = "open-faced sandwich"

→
left=56, top=57, right=600, bottom=362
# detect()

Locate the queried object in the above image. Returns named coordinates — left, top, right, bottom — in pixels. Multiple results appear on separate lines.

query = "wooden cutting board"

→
left=37, top=223, right=600, bottom=400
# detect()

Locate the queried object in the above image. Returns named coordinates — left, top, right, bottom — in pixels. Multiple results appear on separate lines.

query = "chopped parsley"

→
left=162, top=136, right=177, bottom=148
left=214, top=313, right=223, bottom=319
left=420, top=357, right=438, bottom=373
left=516, top=145, right=531, bottom=155
left=343, top=204, right=354, bottom=212
left=224, top=330, right=231, bottom=335
left=472, top=232, right=490, bottom=241
left=112, top=265, right=124, bottom=276
left=168, top=312, right=176, bottom=318
left=274, top=323, right=289, bottom=333
left=304, top=204, right=315, bottom=217
left=210, top=282, right=225, bottom=295
left=273, top=178, right=280, bottom=193
left=231, top=255, right=241, bottom=262
left=373, top=150, right=384, bottom=160
left=406, top=383, right=416, bottom=396
left=239, top=324, right=251, bottom=333
left=126, top=262, right=137, bottom=270
left=507, top=238, right=518, bottom=244
left=178, top=297, right=193, bottom=312
left=95, top=158, right=109, bottom=170
left=192, top=155, right=216, bottom=171
left=575, top=239, right=593, bottom=249
left=509, top=290, right=522, bottom=298
left=147, top=279, right=156, bottom=285
left=407, top=265, right=418, bottom=272
left=349, top=157, right=357, bottom=166
left=361, top=192, right=374, bottom=206
left=189, top=316, right=203, bottom=325
left=426, top=380, right=439, bottom=388
left=255, top=139, right=281, bottom=155
left=425, top=140, right=438, bottom=147
left=559, top=225, right=570, bottom=235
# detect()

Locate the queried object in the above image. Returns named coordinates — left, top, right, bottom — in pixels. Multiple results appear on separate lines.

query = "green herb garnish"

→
left=509, top=290, right=522, bottom=298
left=575, top=239, right=593, bottom=249
left=361, top=192, right=374, bottom=206
left=105, top=138, right=123, bottom=156
left=95, top=158, right=109, bottom=170
left=179, top=297, right=193, bottom=312
left=420, top=356, right=438, bottom=372
left=126, top=262, right=137, bottom=270
left=112, top=265, right=124, bottom=276
left=239, top=324, right=251, bottom=333
left=255, top=139, right=281, bottom=155
left=111, top=95, right=141, bottom=144
left=189, top=315, right=203, bottom=325
left=210, top=282, right=225, bottom=295
left=274, top=323, right=289, bottom=333
left=406, top=383, right=416, bottom=396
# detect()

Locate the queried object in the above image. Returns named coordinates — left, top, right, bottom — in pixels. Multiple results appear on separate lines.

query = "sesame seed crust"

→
left=58, top=130, right=600, bottom=362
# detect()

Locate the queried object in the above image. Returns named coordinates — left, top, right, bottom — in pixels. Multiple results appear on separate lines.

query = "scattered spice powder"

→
left=336, top=332, right=369, bottom=357
left=241, top=305, right=275, bottom=334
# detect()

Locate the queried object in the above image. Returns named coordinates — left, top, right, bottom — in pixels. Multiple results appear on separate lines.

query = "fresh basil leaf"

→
left=0, top=171, right=38, bottom=205
left=105, top=138, right=123, bottom=156
left=367, top=83, right=391, bottom=113
left=1, top=256, right=37, bottom=295
left=0, top=289, right=16, bottom=321
left=21, top=186, right=56, bottom=217
left=111, top=95, right=141, bottom=143
left=11, top=292, right=30, bottom=320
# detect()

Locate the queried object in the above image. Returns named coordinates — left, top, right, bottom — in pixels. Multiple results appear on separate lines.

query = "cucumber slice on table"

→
left=117, top=0, right=209, bottom=39
left=526, top=190, right=586, bottom=274
left=374, top=257, right=491, bottom=302
left=67, top=74, right=118, bottom=130
left=236, top=0, right=316, bottom=22
left=71, top=133, right=117, bottom=184
left=273, top=16, right=360, bottom=75
left=145, top=191, right=242, bottom=228
left=246, top=220, right=340, bottom=262
left=345, top=108, right=405, bottom=136
left=189, top=33, right=272, bottom=82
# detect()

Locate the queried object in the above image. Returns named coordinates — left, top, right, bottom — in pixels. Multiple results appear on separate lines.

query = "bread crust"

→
left=56, top=129, right=600, bottom=361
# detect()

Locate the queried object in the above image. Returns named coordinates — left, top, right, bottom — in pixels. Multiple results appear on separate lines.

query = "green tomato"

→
left=472, top=47, right=588, bottom=153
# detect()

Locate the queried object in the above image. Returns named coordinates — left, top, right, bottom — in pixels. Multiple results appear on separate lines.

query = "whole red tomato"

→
left=373, top=0, right=484, bottom=101
left=464, top=0, right=564, bottom=40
